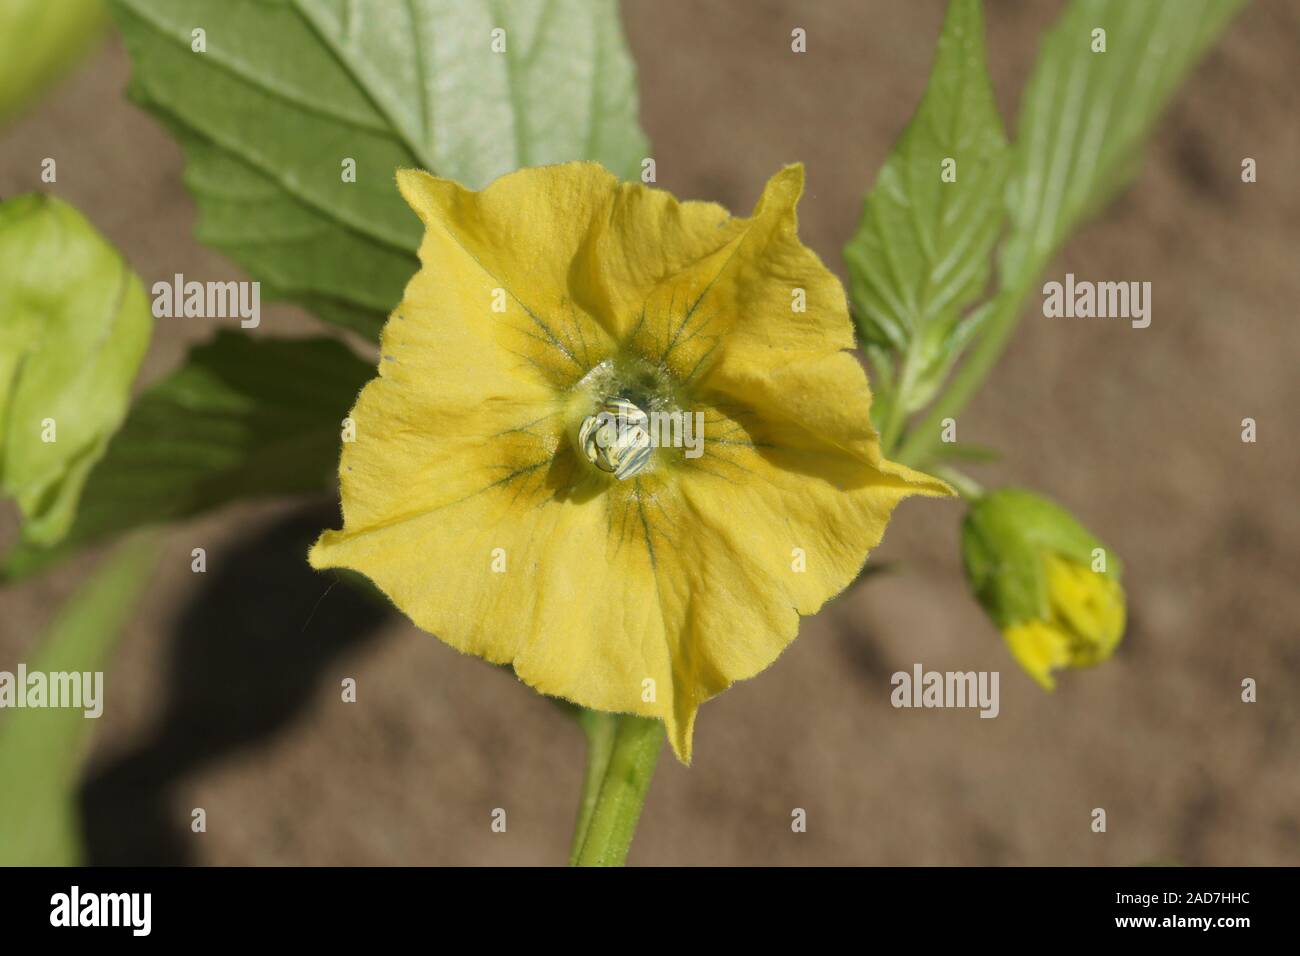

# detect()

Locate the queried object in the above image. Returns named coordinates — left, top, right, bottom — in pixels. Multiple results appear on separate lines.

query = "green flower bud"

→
left=961, top=488, right=1125, bottom=689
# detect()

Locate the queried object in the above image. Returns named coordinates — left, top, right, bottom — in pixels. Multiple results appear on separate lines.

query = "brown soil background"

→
left=1, top=1, right=1297, bottom=865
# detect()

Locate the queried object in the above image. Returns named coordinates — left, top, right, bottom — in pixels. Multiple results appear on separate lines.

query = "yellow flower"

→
left=309, top=162, right=949, bottom=762
left=1004, top=554, right=1125, bottom=689
left=962, top=488, right=1126, bottom=690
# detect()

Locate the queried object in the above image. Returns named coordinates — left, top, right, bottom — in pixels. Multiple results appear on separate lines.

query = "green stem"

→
left=894, top=283, right=1031, bottom=469
left=570, top=713, right=663, bottom=867
left=568, top=710, right=617, bottom=864
left=878, top=329, right=930, bottom=458
left=932, top=464, right=985, bottom=501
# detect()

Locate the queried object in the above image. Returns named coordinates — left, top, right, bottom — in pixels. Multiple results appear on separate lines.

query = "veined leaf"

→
left=843, top=0, right=1008, bottom=420
left=3, top=332, right=372, bottom=580
left=0, top=194, right=153, bottom=546
left=108, top=0, right=651, bottom=340
left=999, top=0, right=1247, bottom=287
left=892, top=0, right=1246, bottom=471
left=0, top=535, right=157, bottom=865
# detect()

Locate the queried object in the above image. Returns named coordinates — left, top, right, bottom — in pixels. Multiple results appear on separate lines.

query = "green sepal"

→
left=961, top=488, right=1119, bottom=628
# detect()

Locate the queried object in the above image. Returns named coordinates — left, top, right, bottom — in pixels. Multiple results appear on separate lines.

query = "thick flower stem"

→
left=568, top=710, right=618, bottom=863
left=569, top=712, right=663, bottom=866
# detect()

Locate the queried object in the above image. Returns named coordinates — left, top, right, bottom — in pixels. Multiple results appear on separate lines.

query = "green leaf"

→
left=999, top=0, right=1247, bottom=287
left=0, top=0, right=107, bottom=125
left=929, top=442, right=1001, bottom=464
left=108, top=0, right=651, bottom=340
left=0, top=535, right=158, bottom=865
left=0, top=194, right=153, bottom=546
left=3, top=331, right=372, bottom=580
left=894, top=0, right=1245, bottom=471
left=844, top=0, right=1008, bottom=423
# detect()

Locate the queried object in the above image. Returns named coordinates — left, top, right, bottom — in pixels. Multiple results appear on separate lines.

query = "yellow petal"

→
left=1002, top=556, right=1126, bottom=690
left=1043, top=553, right=1126, bottom=666
left=312, top=162, right=951, bottom=764
left=593, top=165, right=858, bottom=392
left=1003, top=620, right=1072, bottom=691
left=397, top=164, right=621, bottom=391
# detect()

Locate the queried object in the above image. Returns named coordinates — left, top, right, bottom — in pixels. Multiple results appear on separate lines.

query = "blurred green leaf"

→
left=0, top=0, right=107, bottom=125
left=0, top=535, right=157, bottom=865
left=3, top=332, right=372, bottom=580
left=0, top=194, right=153, bottom=547
left=844, top=0, right=1008, bottom=430
left=929, top=441, right=1002, bottom=464
left=999, top=0, right=1247, bottom=288
left=108, top=0, right=651, bottom=340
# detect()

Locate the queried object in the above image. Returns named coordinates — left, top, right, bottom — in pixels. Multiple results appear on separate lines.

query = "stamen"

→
left=579, top=398, right=652, bottom=479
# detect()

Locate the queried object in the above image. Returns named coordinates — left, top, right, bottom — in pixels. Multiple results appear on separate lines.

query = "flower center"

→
left=579, top=398, right=652, bottom=480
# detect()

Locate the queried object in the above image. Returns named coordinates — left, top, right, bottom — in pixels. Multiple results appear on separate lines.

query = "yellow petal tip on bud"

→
left=962, top=488, right=1126, bottom=689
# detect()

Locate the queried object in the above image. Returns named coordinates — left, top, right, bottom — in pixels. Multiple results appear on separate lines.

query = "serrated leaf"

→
left=0, top=535, right=157, bottom=865
left=844, top=0, right=1007, bottom=413
left=0, top=194, right=153, bottom=546
left=999, top=0, right=1247, bottom=287
left=108, top=0, right=651, bottom=339
left=3, top=332, right=372, bottom=580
